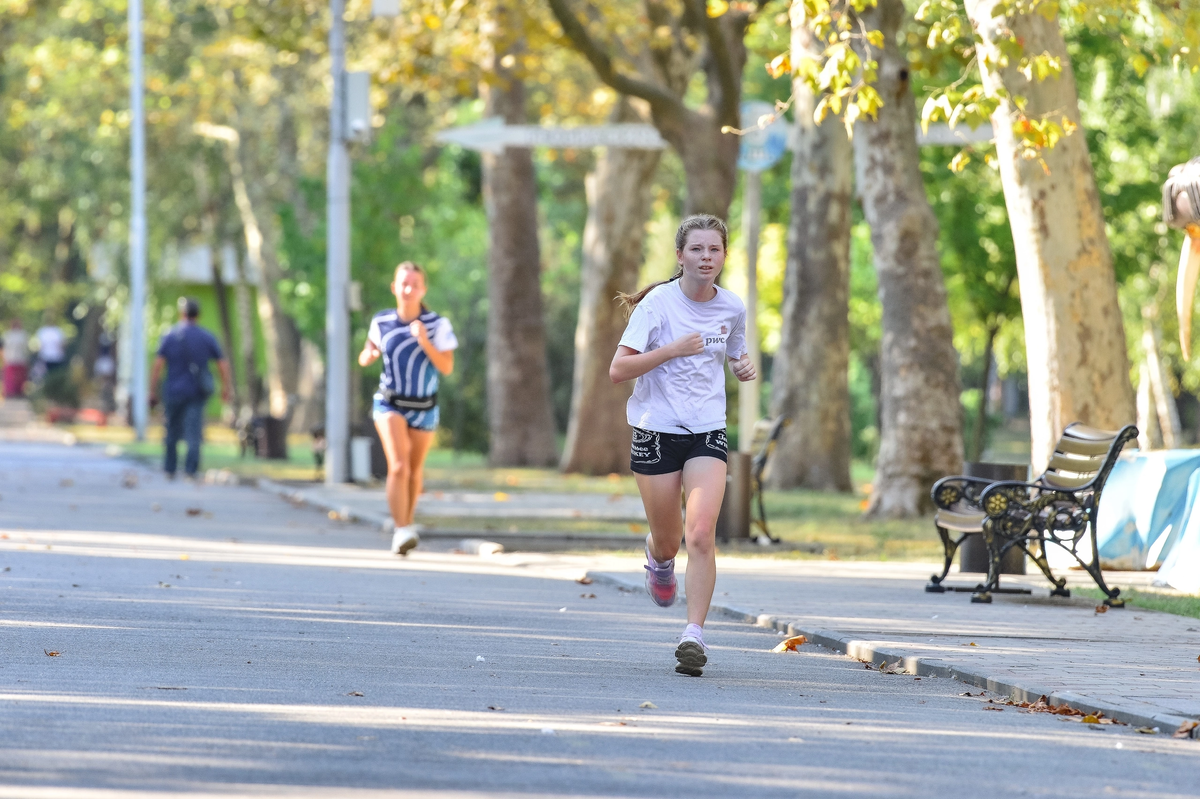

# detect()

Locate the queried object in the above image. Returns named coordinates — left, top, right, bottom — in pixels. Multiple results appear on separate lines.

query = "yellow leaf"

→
left=423, top=15, right=441, bottom=30
left=707, top=0, right=729, bottom=17
left=1081, top=714, right=1100, bottom=724
left=639, top=701, right=657, bottom=709
left=766, top=53, right=791, bottom=79
left=771, top=635, right=809, bottom=652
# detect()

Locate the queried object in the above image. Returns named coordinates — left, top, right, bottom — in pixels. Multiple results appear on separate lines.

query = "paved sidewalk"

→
left=283, top=481, right=648, bottom=523
left=591, top=559, right=1200, bottom=732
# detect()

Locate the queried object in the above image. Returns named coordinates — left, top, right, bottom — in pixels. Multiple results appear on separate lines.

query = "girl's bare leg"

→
left=680, top=456, right=727, bottom=627
left=405, top=429, right=436, bottom=526
left=635, top=470, right=685, bottom=563
left=374, top=413, right=413, bottom=528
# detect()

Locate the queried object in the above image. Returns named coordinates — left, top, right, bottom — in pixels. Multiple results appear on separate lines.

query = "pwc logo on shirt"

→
left=704, top=323, right=729, bottom=348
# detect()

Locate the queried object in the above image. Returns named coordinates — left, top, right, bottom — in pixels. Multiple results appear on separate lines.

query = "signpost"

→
left=434, top=119, right=667, bottom=152
left=128, top=0, right=147, bottom=441
left=736, top=101, right=787, bottom=455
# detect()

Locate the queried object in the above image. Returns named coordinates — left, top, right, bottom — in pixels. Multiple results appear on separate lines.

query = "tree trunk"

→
left=221, top=132, right=301, bottom=422
left=964, top=0, right=1136, bottom=471
left=767, top=12, right=853, bottom=492
left=1142, top=318, right=1180, bottom=448
left=561, top=99, right=662, bottom=475
left=480, top=22, right=558, bottom=467
left=969, top=325, right=998, bottom=462
left=231, top=245, right=261, bottom=417
left=855, top=0, right=963, bottom=517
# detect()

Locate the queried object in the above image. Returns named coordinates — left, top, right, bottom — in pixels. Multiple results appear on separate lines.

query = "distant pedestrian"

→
left=610, top=214, right=756, bottom=677
left=358, top=262, right=457, bottom=556
left=149, top=298, right=232, bottom=479
left=34, top=319, right=66, bottom=375
left=2, top=320, right=29, bottom=398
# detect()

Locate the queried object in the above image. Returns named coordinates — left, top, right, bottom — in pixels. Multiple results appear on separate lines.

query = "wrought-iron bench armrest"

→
left=930, top=475, right=1003, bottom=512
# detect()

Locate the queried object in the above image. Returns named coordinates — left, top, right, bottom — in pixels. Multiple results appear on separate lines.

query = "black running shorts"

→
left=630, top=427, right=728, bottom=475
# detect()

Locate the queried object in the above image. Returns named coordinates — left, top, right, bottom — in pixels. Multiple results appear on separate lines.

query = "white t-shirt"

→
left=35, top=326, right=66, bottom=363
left=618, top=280, right=747, bottom=435
left=3, top=329, right=28, bottom=365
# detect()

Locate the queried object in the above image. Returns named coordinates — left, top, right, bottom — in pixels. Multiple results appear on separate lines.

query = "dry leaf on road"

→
left=770, top=635, right=807, bottom=653
left=44, top=650, right=60, bottom=657
left=1174, top=720, right=1198, bottom=739
left=185, top=508, right=202, bottom=516
left=347, top=691, right=364, bottom=697
left=1094, top=605, right=1108, bottom=614
left=576, top=576, right=593, bottom=585
left=639, top=701, right=657, bottom=709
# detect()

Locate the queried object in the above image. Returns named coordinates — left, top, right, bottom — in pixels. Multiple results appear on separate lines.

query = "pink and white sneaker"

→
left=643, top=538, right=677, bottom=608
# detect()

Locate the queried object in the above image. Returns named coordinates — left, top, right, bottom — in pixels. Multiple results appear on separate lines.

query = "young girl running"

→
left=610, top=214, right=756, bottom=676
left=359, top=262, right=457, bottom=555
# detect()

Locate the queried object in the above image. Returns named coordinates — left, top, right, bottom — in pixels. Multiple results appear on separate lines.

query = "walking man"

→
left=149, top=298, right=232, bottom=479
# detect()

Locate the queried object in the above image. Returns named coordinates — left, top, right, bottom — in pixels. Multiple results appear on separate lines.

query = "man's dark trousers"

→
left=164, top=396, right=207, bottom=477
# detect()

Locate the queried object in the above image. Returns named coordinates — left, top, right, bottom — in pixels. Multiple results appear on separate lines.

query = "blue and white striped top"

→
left=368, top=308, right=458, bottom=401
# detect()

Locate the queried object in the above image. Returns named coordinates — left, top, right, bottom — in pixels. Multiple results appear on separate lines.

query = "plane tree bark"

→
left=481, top=16, right=560, bottom=467
left=963, top=0, right=1136, bottom=470
left=768, top=6, right=853, bottom=492
left=854, top=0, right=963, bottom=516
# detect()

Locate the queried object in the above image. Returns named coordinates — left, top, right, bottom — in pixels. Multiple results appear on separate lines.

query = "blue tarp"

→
left=1082, top=450, right=1200, bottom=592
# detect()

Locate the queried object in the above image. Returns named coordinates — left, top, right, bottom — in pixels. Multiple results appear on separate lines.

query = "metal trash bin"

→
left=959, top=461, right=1027, bottom=574
left=715, top=452, right=752, bottom=541
left=251, top=415, right=288, bottom=460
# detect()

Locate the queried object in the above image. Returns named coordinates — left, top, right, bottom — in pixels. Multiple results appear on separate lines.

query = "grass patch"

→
left=1075, top=587, right=1200, bottom=619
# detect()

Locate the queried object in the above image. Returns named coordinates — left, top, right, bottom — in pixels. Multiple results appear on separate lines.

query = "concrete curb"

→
left=586, top=571, right=1196, bottom=734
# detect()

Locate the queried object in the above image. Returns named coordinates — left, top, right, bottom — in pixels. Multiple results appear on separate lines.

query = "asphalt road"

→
left=1, top=442, right=1197, bottom=797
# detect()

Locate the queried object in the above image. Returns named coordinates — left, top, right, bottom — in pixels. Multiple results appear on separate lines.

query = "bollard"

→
left=715, top=451, right=752, bottom=541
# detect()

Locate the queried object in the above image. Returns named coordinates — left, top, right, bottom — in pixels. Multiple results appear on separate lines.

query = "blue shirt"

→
left=156, top=323, right=222, bottom=403
left=367, top=308, right=457, bottom=399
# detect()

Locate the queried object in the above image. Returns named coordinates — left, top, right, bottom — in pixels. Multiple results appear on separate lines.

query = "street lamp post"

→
left=325, top=0, right=351, bottom=485
left=129, top=0, right=148, bottom=441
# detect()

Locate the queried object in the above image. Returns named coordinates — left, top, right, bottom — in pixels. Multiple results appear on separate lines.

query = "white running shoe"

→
left=391, top=526, right=419, bottom=556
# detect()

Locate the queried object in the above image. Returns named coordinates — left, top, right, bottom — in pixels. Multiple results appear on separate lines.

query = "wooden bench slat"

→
left=935, top=509, right=986, bottom=533
left=1062, top=423, right=1122, bottom=441
left=1041, top=471, right=1094, bottom=489
left=1046, top=452, right=1106, bottom=474
left=1055, top=436, right=1114, bottom=456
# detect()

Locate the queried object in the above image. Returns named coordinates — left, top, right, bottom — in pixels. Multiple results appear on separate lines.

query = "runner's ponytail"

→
left=616, top=214, right=727, bottom=316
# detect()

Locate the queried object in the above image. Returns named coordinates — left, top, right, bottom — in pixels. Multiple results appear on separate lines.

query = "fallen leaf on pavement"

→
left=983, top=706, right=1004, bottom=711
left=771, top=635, right=807, bottom=653
left=487, top=706, right=504, bottom=711
left=964, top=642, right=978, bottom=647
left=961, top=691, right=985, bottom=697
left=576, top=576, right=593, bottom=585
left=44, top=650, right=60, bottom=657
left=185, top=508, right=202, bottom=516
left=639, top=701, right=657, bottom=709
left=122, top=472, right=138, bottom=488
left=1081, top=714, right=1101, bottom=724
left=1135, top=727, right=1159, bottom=734
left=580, top=593, right=596, bottom=599
left=1094, top=605, right=1108, bottom=614
left=347, top=691, right=364, bottom=697
left=1174, top=720, right=1199, bottom=739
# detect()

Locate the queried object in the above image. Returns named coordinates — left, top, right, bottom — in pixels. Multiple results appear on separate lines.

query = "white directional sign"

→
left=917, top=122, right=995, bottom=146
left=435, top=117, right=667, bottom=153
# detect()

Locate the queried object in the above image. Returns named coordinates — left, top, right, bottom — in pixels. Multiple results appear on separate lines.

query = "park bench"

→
left=926, top=422, right=1139, bottom=605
